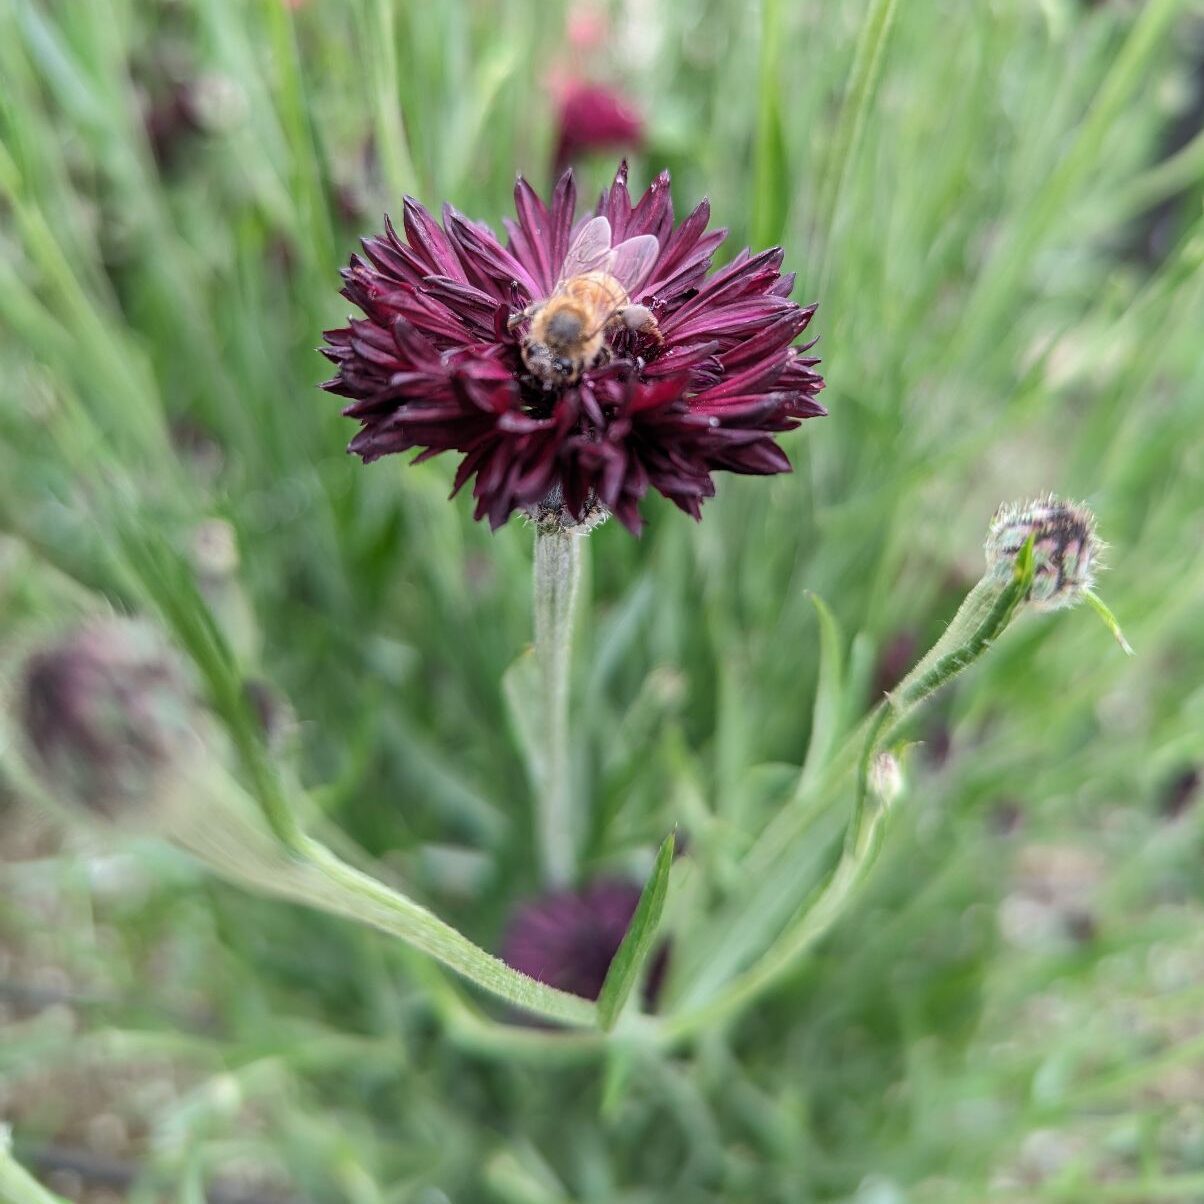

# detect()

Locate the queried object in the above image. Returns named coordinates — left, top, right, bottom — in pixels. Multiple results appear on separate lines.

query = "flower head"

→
left=322, top=163, right=825, bottom=533
left=985, top=495, right=1101, bottom=611
left=18, top=619, right=199, bottom=820
left=552, top=80, right=644, bottom=171
left=501, top=878, right=669, bottom=1004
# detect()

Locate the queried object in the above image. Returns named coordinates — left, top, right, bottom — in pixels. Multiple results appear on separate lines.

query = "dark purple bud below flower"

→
left=501, top=878, right=669, bottom=1006
left=322, top=161, right=825, bottom=534
left=18, top=620, right=199, bottom=820
left=984, top=495, right=1101, bottom=611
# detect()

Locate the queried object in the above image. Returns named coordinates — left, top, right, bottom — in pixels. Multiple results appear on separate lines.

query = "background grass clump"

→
left=2, top=0, right=1204, bottom=1200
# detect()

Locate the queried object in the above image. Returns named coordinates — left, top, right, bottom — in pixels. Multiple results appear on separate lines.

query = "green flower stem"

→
left=888, top=560, right=1031, bottom=718
left=664, top=548, right=1037, bottom=1037
left=747, top=543, right=1035, bottom=877
left=533, top=526, right=583, bottom=887
left=169, top=780, right=598, bottom=1029
left=661, top=777, right=892, bottom=1041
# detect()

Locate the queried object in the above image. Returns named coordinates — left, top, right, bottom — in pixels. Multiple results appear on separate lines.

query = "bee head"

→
left=521, top=338, right=580, bottom=385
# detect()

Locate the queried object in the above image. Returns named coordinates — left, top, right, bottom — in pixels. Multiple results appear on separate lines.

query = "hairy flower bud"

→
left=868, top=751, right=904, bottom=806
left=984, top=496, right=1100, bottom=611
left=18, top=619, right=199, bottom=820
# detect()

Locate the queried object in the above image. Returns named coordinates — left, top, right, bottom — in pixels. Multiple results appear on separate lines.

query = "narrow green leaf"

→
left=1013, top=532, right=1036, bottom=589
left=502, top=647, right=546, bottom=795
left=813, top=0, right=901, bottom=291
left=1082, top=588, right=1135, bottom=656
left=750, top=0, right=787, bottom=248
left=596, top=832, right=675, bottom=1031
left=797, top=592, right=844, bottom=794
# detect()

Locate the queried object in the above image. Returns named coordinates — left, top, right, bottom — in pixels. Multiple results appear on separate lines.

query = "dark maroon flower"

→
left=553, top=80, right=645, bottom=171
left=322, top=162, right=825, bottom=534
left=501, top=878, right=669, bottom=1005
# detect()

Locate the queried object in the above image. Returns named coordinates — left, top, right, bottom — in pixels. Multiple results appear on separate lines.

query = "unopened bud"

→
left=985, top=495, right=1100, bottom=611
left=868, top=752, right=904, bottom=806
left=18, top=620, right=199, bottom=820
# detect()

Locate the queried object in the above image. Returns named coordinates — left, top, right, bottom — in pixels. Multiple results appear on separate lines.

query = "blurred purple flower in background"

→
left=502, top=878, right=669, bottom=1004
left=552, top=80, right=645, bottom=171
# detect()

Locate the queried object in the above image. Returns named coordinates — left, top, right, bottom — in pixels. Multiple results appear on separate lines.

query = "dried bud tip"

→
left=18, top=619, right=199, bottom=820
left=985, top=495, right=1101, bottom=612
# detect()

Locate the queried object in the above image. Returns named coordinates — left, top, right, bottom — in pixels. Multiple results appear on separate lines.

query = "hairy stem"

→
left=167, top=781, right=598, bottom=1029
left=666, top=548, right=1037, bottom=1033
left=533, top=526, right=583, bottom=886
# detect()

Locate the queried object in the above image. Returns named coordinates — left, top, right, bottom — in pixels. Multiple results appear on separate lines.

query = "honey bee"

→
left=510, top=216, right=662, bottom=386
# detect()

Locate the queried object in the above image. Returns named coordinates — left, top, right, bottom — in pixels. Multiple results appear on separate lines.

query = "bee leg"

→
left=507, top=303, right=538, bottom=332
left=620, top=304, right=663, bottom=349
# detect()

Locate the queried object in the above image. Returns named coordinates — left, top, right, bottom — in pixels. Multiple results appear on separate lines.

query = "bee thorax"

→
left=545, top=310, right=586, bottom=343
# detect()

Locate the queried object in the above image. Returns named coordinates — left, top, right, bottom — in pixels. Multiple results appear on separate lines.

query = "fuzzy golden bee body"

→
left=512, top=217, right=662, bottom=386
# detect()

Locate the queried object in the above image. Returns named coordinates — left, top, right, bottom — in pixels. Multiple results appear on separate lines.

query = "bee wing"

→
left=607, top=235, right=660, bottom=296
left=558, top=216, right=615, bottom=283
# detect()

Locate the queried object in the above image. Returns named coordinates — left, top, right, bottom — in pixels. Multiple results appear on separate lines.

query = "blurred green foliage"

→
left=1, top=0, right=1204, bottom=1200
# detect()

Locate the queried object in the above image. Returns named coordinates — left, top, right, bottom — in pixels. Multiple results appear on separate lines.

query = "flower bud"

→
left=984, top=495, right=1100, bottom=611
left=18, top=619, right=199, bottom=820
left=868, top=751, right=904, bottom=807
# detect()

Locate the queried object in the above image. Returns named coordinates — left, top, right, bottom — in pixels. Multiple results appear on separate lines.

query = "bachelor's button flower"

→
left=322, top=162, right=825, bottom=534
